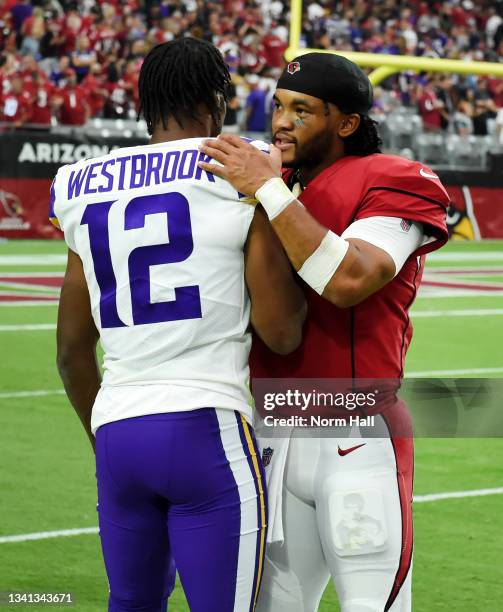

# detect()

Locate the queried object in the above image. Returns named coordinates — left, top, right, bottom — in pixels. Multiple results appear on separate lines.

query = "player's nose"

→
left=272, top=111, right=295, bottom=133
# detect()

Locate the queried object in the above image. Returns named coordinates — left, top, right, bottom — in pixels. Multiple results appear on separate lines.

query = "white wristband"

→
left=255, top=177, right=296, bottom=220
left=298, top=231, right=349, bottom=295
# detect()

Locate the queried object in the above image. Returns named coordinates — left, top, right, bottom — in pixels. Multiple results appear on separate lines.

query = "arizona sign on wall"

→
left=1, top=131, right=503, bottom=240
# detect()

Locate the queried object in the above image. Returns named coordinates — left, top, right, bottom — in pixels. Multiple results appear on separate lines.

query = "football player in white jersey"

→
left=53, top=38, right=306, bottom=612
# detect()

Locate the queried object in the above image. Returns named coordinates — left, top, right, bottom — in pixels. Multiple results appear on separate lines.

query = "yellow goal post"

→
left=287, top=0, right=503, bottom=85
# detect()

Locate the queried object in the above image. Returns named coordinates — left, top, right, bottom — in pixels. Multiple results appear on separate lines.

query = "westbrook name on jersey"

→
left=51, top=137, right=268, bottom=432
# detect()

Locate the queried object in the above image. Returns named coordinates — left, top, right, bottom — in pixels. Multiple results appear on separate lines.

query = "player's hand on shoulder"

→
left=198, top=134, right=282, bottom=198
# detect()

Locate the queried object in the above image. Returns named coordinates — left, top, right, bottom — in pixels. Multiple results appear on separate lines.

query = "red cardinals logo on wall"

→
left=0, top=189, right=29, bottom=230
left=287, top=61, right=301, bottom=74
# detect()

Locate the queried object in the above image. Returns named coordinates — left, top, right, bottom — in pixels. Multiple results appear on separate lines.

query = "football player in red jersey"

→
left=199, top=53, right=449, bottom=612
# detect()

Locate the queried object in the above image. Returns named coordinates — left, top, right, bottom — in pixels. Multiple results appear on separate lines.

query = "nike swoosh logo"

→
left=338, top=443, right=366, bottom=456
left=420, top=168, right=438, bottom=179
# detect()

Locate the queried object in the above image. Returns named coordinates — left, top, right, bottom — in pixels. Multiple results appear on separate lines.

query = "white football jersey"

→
left=51, top=137, right=267, bottom=432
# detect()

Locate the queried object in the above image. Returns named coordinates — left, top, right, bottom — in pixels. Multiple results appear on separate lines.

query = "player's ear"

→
left=338, top=113, right=361, bottom=138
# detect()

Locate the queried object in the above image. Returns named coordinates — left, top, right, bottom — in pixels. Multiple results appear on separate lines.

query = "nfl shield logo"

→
left=262, top=447, right=274, bottom=467
left=287, top=61, right=301, bottom=75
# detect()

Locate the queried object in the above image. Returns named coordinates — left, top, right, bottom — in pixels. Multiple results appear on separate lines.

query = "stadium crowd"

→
left=0, top=0, right=502, bottom=136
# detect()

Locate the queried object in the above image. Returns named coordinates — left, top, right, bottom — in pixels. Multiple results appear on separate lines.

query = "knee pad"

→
left=327, top=488, right=388, bottom=557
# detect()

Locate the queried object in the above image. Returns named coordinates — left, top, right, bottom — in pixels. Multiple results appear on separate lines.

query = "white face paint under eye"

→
left=294, top=118, right=305, bottom=127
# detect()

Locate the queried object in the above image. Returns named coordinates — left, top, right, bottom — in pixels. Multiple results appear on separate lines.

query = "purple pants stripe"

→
left=95, top=408, right=266, bottom=612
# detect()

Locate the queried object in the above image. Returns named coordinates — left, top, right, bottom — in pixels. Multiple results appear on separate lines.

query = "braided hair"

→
left=138, top=38, right=231, bottom=135
left=342, top=115, right=382, bottom=156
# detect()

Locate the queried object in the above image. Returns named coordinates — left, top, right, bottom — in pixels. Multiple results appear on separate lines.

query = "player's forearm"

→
left=57, top=348, right=101, bottom=451
left=245, top=206, right=306, bottom=354
left=269, top=199, right=329, bottom=269
left=270, top=206, right=356, bottom=306
left=321, top=239, right=394, bottom=308
left=261, top=192, right=390, bottom=307
left=250, top=264, right=307, bottom=355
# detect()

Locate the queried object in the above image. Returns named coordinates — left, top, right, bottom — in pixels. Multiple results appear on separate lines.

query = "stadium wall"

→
left=1, top=131, right=503, bottom=240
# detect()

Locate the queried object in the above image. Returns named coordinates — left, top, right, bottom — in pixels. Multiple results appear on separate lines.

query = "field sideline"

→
left=0, top=239, right=502, bottom=611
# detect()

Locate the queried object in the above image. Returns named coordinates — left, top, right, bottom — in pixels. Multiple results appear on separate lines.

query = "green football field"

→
left=0, top=239, right=502, bottom=611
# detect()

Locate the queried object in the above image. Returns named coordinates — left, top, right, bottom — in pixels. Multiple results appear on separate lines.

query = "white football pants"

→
left=256, top=416, right=413, bottom=612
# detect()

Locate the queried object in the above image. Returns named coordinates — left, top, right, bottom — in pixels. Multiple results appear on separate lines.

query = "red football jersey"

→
left=81, top=73, right=107, bottom=116
left=250, top=154, right=449, bottom=380
left=418, top=90, right=442, bottom=129
left=58, top=86, right=88, bottom=125
left=0, top=90, right=31, bottom=123
left=30, top=82, right=56, bottom=125
left=261, top=34, right=287, bottom=68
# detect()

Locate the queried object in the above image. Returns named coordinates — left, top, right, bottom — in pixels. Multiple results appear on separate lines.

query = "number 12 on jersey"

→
left=81, top=193, right=202, bottom=328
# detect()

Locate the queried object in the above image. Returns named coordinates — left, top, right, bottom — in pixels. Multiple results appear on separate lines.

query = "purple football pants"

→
left=95, top=408, right=267, bottom=612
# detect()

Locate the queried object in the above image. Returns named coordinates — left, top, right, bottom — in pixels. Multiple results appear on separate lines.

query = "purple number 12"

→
left=81, top=193, right=202, bottom=328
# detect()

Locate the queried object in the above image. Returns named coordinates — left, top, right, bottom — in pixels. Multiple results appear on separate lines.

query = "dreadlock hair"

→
left=342, top=115, right=382, bottom=157
left=138, top=38, right=231, bottom=135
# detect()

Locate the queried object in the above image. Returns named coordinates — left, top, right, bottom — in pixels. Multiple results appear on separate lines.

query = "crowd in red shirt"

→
left=0, top=0, right=502, bottom=133
left=0, top=0, right=289, bottom=127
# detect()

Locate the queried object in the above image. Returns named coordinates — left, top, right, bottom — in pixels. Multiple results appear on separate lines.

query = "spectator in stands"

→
left=240, top=28, right=267, bottom=74
left=0, top=73, right=31, bottom=127
left=10, top=0, right=32, bottom=39
left=261, top=27, right=287, bottom=73
left=0, top=52, right=17, bottom=96
left=417, top=78, right=446, bottom=131
left=0, top=0, right=500, bottom=140
left=455, top=87, right=476, bottom=135
left=223, top=79, right=240, bottom=133
left=39, top=16, right=67, bottom=72
left=19, top=6, right=45, bottom=57
left=71, top=35, right=97, bottom=83
left=245, top=73, right=267, bottom=133
left=495, top=106, right=503, bottom=144
left=129, top=38, right=147, bottom=61
left=103, top=63, right=130, bottom=119
left=122, top=59, right=140, bottom=113
left=49, top=56, right=71, bottom=88
left=307, top=1, right=325, bottom=22
left=29, top=70, right=56, bottom=127
left=435, top=74, right=455, bottom=131
left=81, top=63, right=109, bottom=119
left=486, top=6, right=503, bottom=49
left=373, top=85, right=401, bottom=114
left=271, top=16, right=288, bottom=43
left=54, top=68, right=90, bottom=126
left=18, top=54, right=39, bottom=83
left=60, top=8, right=83, bottom=57
left=472, top=77, right=499, bottom=135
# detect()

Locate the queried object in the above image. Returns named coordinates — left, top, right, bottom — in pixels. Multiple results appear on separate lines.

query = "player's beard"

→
left=282, top=128, right=334, bottom=174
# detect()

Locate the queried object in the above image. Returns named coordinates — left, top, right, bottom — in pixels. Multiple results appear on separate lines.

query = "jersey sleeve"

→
left=240, top=136, right=270, bottom=153
left=49, top=169, right=78, bottom=252
left=342, top=216, right=424, bottom=276
left=355, top=158, right=449, bottom=256
left=48, top=179, right=60, bottom=229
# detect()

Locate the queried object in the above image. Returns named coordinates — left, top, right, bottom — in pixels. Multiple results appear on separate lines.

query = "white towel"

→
left=256, top=425, right=291, bottom=544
